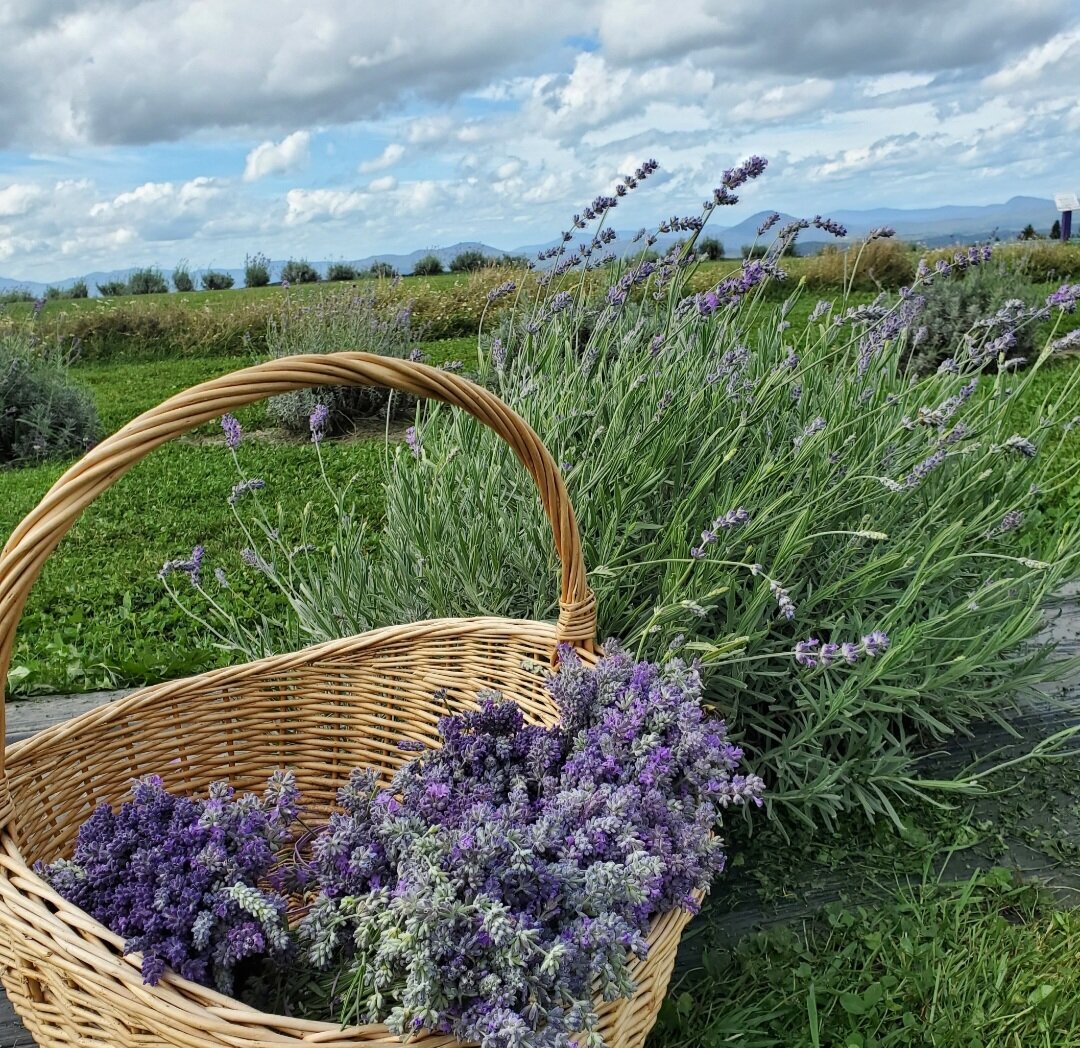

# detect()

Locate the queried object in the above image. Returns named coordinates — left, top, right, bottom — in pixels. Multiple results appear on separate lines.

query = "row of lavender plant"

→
left=162, top=159, right=1080, bottom=831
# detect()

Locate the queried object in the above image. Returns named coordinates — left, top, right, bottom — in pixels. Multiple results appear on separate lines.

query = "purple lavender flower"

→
left=1046, top=283, right=1080, bottom=313
left=770, top=580, right=796, bottom=620
left=794, top=638, right=820, bottom=667
left=159, top=545, right=205, bottom=587
left=862, top=631, right=890, bottom=657
left=228, top=478, right=265, bottom=505
left=221, top=413, right=242, bottom=450
left=241, top=548, right=273, bottom=575
left=903, top=447, right=946, bottom=489
left=405, top=426, right=422, bottom=459
left=38, top=775, right=295, bottom=990
left=309, top=403, right=329, bottom=444
left=721, top=155, right=768, bottom=190
left=487, top=280, right=516, bottom=303
left=1003, top=434, right=1037, bottom=458
left=1050, top=329, right=1080, bottom=353
left=819, top=642, right=841, bottom=667
left=550, top=291, right=574, bottom=313
left=757, top=212, right=781, bottom=236
left=999, top=509, right=1024, bottom=533
left=813, top=215, right=847, bottom=238
left=491, top=337, right=507, bottom=370
left=793, top=416, right=826, bottom=449
left=809, top=300, right=833, bottom=323
left=32, top=297, right=45, bottom=317
left=841, top=642, right=860, bottom=664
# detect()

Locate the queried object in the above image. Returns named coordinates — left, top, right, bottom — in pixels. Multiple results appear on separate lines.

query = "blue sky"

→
left=1, top=0, right=1079, bottom=282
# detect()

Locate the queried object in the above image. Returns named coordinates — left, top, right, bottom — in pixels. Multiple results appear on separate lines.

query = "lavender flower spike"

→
left=794, top=638, right=820, bottom=667
left=309, top=403, right=330, bottom=444
left=221, top=413, right=241, bottom=450
left=405, top=426, right=422, bottom=459
left=862, top=631, right=890, bottom=657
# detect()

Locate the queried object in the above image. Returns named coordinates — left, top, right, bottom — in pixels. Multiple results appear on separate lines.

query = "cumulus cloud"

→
left=0, top=0, right=590, bottom=148
left=0, top=184, right=45, bottom=218
left=595, top=0, right=1069, bottom=77
left=243, top=131, right=311, bottom=181
left=359, top=143, right=405, bottom=172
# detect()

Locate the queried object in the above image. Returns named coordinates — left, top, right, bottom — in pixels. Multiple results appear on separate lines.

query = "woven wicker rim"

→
left=0, top=352, right=598, bottom=786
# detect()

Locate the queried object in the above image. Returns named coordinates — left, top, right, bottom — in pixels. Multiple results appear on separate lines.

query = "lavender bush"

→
left=165, top=159, right=1080, bottom=832
left=265, top=282, right=426, bottom=435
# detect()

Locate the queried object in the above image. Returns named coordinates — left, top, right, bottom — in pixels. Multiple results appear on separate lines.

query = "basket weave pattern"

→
left=0, top=355, right=693, bottom=1047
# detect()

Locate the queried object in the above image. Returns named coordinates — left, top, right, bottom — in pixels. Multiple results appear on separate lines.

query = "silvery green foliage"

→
left=360, top=251, right=1080, bottom=831
left=265, top=284, right=424, bottom=434
left=0, top=326, right=99, bottom=464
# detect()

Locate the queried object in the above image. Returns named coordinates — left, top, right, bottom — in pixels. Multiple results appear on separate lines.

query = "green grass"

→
left=1, top=440, right=389, bottom=695
left=653, top=871, right=1080, bottom=1048
left=72, top=336, right=475, bottom=435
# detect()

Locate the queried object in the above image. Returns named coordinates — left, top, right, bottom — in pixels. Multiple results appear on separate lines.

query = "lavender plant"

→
left=265, top=283, right=426, bottom=435
left=165, top=159, right=1080, bottom=832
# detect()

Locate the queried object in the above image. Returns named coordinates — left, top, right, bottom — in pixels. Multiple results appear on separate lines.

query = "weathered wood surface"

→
left=0, top=593, right=1077, bottom=1043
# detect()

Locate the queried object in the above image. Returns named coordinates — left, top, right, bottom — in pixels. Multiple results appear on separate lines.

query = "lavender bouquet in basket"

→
left=40, top=643, right=763, bottom=1048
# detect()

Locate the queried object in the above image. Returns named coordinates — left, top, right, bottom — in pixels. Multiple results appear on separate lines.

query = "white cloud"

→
left=731, top=80, right=835, bottom=123
left=243, top=130, right=311, bottom=181
left=284, top=187, right=369, bottom=225
left=0, top=0, right=591, bottom=148
left=368, top=175, right=397, bottom=192
left=359, top=142, right=405, bottom=172
left=0, top=183, right=45, bottom=217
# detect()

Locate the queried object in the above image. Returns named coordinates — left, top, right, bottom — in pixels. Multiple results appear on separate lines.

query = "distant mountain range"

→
left=0, top=196, right=1063, bottom=297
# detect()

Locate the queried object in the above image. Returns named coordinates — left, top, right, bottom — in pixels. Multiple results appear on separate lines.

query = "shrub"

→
left=1018, top=224, right=1038, bottom=241
left=0, top=288, right=34, bottom=304
left=45, top=286, right=62, bottom=300
left=368, top=261, right=398, bottom=279
left=201, top=270, right=235, bottom=291
left=326, top=262, right=359, bottom=282
left=97, top=280, right=128, bottom=297
left=1051, top=219, right=1062, bottom=240
left=264, top=284, right=426, bottom=434
left=906, top=260, right=1041, bottom=373
left=0, top=327, right=99, bottom=464
left=127, top=267, right=169, bottom=295
left=699, top=237, right=725, bottom=261
left=804, top=238, right=916, bottom=290
left=172, top=261, right=194, bottom=293
left=280, top=259, right=320, bottom=285
left=412, top=254, right=444, bottom=276
left=997, top=241, right=1080, bottom=282
left=449, top=249, right=489, bottom=272
left=190, top=165, right=1080, bottom=834
left=244, top=252, right=271, bottom=288
left=68, top=279, right=88, bottom=299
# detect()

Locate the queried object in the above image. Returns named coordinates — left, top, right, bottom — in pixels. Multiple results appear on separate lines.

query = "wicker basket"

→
left=0, top=353, right=694, bottom=1048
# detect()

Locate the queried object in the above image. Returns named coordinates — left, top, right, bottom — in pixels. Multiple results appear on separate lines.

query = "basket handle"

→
left=0, top=353, right=597, bottom=769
